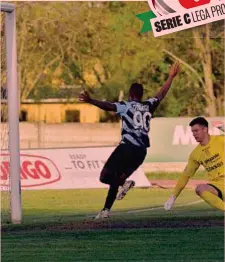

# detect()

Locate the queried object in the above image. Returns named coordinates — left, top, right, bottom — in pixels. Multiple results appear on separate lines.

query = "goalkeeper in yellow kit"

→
left=164, top=117, right=224, bottom=212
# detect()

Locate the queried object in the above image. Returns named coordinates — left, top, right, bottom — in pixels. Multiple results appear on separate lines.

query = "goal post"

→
left=1, top=2, right=21, bottom=224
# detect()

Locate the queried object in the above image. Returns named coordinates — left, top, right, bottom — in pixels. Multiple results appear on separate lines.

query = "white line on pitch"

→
left=87, top=200, right=203, bottom=218
left=126, top=200, right=203, bottom=214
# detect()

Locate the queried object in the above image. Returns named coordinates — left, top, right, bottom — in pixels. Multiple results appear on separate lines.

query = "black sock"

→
left=103, top=185, right=119, bottom=210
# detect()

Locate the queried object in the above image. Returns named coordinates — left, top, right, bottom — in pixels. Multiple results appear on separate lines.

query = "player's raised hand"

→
left=164, top=195, right=176, bottom=210
left=169, top=62, right=181, bottom=78
left=79, top=90, right=91, bottom=103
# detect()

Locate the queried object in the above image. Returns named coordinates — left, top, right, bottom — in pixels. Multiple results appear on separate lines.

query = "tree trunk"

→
left=193, top=25, right=217, bottom=116
left=216, top=93, right=223, bottom=116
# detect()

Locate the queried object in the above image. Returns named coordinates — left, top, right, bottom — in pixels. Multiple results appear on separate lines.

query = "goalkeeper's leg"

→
left=195, top=184, right=225, bottom=212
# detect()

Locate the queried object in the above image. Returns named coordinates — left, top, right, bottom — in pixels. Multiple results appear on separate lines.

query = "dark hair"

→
left=189, top=117, right=208, bottom=128
left=129, top=83, right=144, bottom=99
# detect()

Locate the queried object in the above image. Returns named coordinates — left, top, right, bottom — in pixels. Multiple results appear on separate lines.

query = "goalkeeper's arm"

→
left=164, top=175, right=190, bottom=210
left=164, top=153, right=199, bottom=210
left=173, top=174, right=190, bottom=198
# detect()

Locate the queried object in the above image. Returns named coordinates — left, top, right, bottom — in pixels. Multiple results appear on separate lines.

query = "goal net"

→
left=1, top=3, right=21, bottom=224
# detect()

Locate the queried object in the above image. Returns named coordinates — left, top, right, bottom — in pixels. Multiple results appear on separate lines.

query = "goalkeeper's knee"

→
left=195, top=184, right=212, bottom=196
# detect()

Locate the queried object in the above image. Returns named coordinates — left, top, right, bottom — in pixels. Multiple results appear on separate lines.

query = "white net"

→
left=1, top=12, right=11, bottom=224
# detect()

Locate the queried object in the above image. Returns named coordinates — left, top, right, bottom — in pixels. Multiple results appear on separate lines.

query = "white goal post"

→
left=1, top=2, right=21, bottom=224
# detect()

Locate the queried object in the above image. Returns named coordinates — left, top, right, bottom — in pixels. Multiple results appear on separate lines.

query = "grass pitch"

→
left=1, top=185, right=224, bottom=262
left=145, top=171, right=207, bottom=180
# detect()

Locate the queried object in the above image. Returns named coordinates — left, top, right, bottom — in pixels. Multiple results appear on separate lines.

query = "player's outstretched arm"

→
left=79, top=90, right=117, bottom=112
left=164, top=153, right=199, bottom=210
left=155, top=62, right=181, bottom=102
left=164, top=175, right=190, bottom=210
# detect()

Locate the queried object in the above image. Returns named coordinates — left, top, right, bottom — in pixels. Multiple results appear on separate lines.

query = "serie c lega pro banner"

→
left=0, top=147, right=150, bottom=191
left=137, top=0, right=225, bottom=36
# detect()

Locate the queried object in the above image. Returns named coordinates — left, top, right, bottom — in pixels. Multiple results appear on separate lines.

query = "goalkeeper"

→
left=164, top=117, right=224, bottom=212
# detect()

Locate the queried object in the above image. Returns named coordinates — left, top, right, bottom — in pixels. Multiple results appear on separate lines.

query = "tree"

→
left=1, top=2, right=223, bottom=118
left=193, top=24, right=216, bottom=116
left=158, top=22, right=224, bottom=117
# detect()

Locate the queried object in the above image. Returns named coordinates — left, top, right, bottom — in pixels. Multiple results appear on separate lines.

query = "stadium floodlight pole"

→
left=1, top=2, right=22, bottom=224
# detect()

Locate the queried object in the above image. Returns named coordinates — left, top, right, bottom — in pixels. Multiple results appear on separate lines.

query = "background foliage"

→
left=1, top=2, right=224, bottom=118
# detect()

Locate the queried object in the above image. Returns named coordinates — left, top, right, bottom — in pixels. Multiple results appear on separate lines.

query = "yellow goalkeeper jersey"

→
left=184, top=135, right=224, bottom=182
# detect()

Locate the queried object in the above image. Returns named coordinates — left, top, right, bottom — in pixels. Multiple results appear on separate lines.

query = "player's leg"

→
left=117, top=145, right=147, bottom=200
left=99, top=144, right=126, bottom=184
left=95, top=168, right=120, bottom=219
left=99, top=168, right=116, bottom=185
left=103, top=183, right=119, bottom=210
left=116, top=173, right=136, bottom=200
left=95, top=145, right=125, bottom=219
left=95, top=170, right=120, bottom=219
left=195, top=183, right=224, bottom=211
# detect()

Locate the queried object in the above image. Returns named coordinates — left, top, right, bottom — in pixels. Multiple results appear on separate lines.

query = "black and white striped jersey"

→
left=114, top=98, right=159, bottom=148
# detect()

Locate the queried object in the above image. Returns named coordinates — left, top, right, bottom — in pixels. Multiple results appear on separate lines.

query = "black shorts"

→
left=103, top=143, right=147, bottom=178
left=207, top=183, right=223, bottom=200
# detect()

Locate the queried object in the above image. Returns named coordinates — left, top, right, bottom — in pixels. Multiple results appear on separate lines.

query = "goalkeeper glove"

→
left=164, top=195, right=176, bottom=210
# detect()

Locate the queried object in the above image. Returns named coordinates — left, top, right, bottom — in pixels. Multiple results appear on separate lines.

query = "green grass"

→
left=2, top=228, right=224, bottom=262
left=146, top=171, right=207, bottom=180
left=1, top=187, right=224, bottom=262
left=2, top=188, right=206, bottom=224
